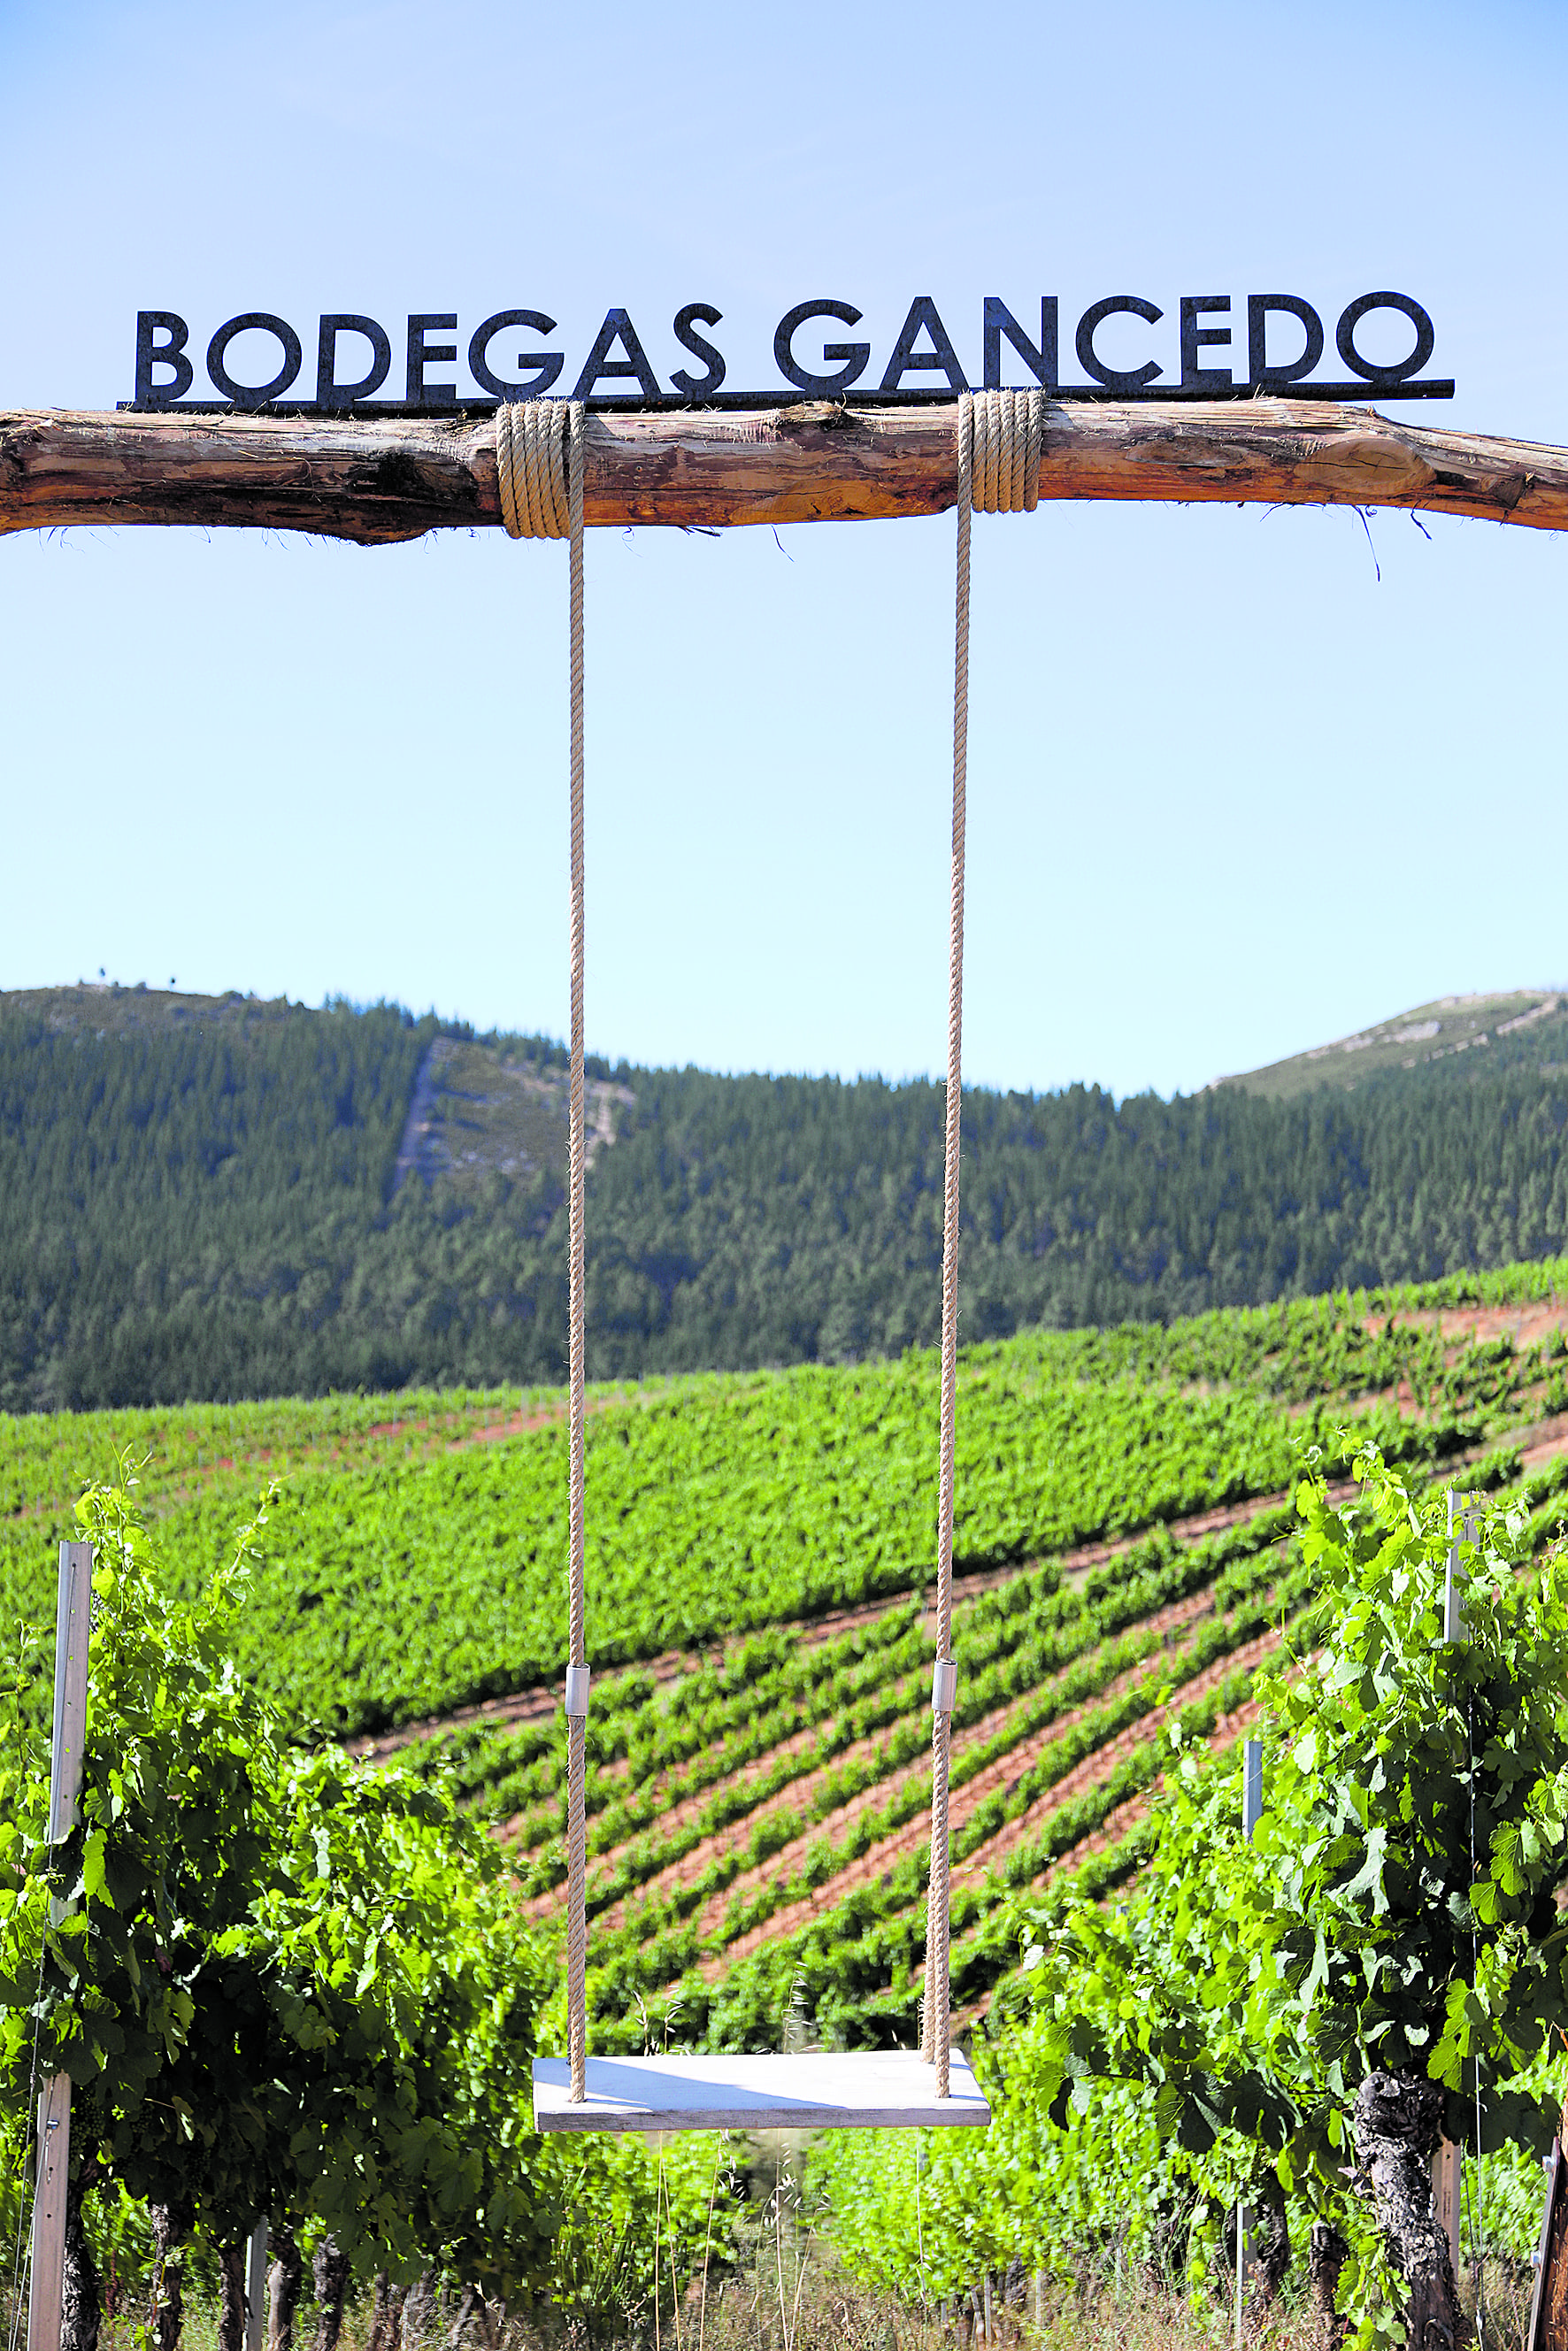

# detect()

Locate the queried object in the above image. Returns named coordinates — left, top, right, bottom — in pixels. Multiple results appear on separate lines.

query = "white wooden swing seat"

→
left=532, top=2049, right=990, bottom=2134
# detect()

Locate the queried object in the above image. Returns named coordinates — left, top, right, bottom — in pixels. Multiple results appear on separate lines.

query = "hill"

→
left=5, top=1267, right=1568, bottom=2049
left=1217, top=986, right=1568, bottom=1098
left=6, top=982, right=1568, bottom=1410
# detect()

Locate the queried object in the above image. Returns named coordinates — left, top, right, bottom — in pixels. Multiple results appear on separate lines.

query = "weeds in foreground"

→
left=0, top=2242, right=1542, bottom=2351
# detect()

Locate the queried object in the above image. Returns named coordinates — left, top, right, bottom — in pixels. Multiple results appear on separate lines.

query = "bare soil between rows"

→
left=345, top=1379, right=1567, bottom=2020
left=571, top=1584, right=1223, bottom=1941
left=358, top=1386, right=1568, bottom=1766
left=355, top=1479, right=1295, bottom=1762
left=706, top=1622, right=1284, bottom=1979
left=509, top=1398, right=1568, bottom=1983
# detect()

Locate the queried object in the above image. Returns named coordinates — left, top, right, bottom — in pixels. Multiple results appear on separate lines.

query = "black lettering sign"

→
left=670, top=303, right=726, bottom=399
left=406, top=314, right=458, bottom=406
left=982, top=298, right=1057, bottom=393
left=317, top=315, right=392, bottom=408
left=123, top=289, right=1456, bottom=411
left=207, top=313, right=302, bottom=407
left=1076, top=296, right=1164, bottom=393
left=879, top=297, right=965, bottom=396
left=135, top=311, right=193, bottom=408
left=772, top=300, right=870, bottom=396
left=572, top=309, right=661, bottom=403
left=1180, top=296, right=1232, bottom=392
left=1337, top=291, right=1436, bottom=385
left=1247, top=296, right=1323, bottom=388
left=468, top=312, right=564, bottom=401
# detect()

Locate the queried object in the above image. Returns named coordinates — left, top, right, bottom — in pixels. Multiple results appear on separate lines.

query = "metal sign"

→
left=125, top=289, right=1453, bottom=414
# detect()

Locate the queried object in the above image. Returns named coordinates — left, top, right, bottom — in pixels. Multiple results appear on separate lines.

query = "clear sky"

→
left=2, top=0, right=1564, bottom=1098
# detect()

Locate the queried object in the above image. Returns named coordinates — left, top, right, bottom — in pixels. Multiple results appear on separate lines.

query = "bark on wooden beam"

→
left=4, top=400, right=1566, bottom=547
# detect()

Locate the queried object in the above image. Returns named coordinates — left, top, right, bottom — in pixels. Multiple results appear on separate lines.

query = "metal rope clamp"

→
left=931, top=1657, right=958, bottom=1716
left=565, top=1664, right=591, bottom=1719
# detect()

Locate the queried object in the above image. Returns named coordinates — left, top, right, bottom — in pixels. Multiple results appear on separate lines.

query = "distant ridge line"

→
left=1212, top=988, right=1568, bottom=1101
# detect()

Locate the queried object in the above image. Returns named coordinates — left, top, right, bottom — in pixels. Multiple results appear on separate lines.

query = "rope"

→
left=920, top=394, right=973, bottom=2095
left=500, top=389, right=1044, bottom=2108
left=920, top=390, right=1043, bottom=2094
left=564, top=403, right=589, bottom=2102
left=1468, top=1684, right=1484, bottom=2329
left=496, top=398, right=573, bottom=539
left=969, top=390, right=1047, bottom=516
left=499, top=399, right=591, bottom=2097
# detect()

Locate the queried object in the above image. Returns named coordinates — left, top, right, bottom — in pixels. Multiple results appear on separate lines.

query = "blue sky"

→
left=2, top=0, right=1564, bottom=1096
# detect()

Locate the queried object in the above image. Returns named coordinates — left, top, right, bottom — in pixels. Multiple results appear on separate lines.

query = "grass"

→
left=11, top=2204, right=1539, bottom=2351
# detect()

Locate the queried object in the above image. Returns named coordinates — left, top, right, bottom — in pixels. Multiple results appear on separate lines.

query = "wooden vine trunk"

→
left=3, top=401, right=1567, bottom=544
left=1353, top=2075, right=1463, bottom=2351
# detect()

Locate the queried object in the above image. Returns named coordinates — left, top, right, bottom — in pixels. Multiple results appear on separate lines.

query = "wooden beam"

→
left=4, top=401, right=1567, bottom=547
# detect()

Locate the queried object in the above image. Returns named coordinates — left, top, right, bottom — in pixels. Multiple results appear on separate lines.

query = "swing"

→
left=502, top=393, right=1049, bottom=2134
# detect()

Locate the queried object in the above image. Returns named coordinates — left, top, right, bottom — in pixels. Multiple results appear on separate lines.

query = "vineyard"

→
left=6, top=1258, right=1568, bottom=2082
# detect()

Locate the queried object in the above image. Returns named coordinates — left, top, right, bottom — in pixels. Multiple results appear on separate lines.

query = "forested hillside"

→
left=4, top=982, right=1568, bottom=1410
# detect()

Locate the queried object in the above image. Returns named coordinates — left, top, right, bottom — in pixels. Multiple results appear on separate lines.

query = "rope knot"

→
left=496, top=399, right=580, bottom=539
left=964, top=388, right=1047, bottom=514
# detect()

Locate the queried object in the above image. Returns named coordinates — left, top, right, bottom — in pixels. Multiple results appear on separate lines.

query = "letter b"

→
left=135, top=311, right=193, bottom=407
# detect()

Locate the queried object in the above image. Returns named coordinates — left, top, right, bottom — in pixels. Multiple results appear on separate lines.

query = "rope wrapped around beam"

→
left=496, top=397, right=573, bottom=540
left=969, top=389, right=1047, bottom=514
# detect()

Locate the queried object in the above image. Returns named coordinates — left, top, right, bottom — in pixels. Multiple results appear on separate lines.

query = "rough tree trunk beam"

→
left=3, top=402, right=1566, bottom=547
left=150, top=2204, right=190, bottom=2351
left=219, top=2243, right=249, bottom=2351
left=311, top=2238, right=349, bottom=2351
left=1309, top=2220, right=1349, bottom=2348
left=266, top=2231, right=304, bottom=2351
left=61, top=2170, right=100, bottom=2351
left=1353, top=2072, right=1463, bottom=2351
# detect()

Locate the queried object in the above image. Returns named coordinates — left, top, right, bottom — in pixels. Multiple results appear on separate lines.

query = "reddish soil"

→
left=1380, top=1297, right=1568, bottom=1356
left=360, top=1482, right=1300, bottom=1763
left=459, top=1394, right=1568, bottom=2021
left=364, top=1395, right=609, bottom=1446
left=376, top=1410, right=1568, bottom=2006
left=513, top=1704, right=863, bottom=1923
left=1516, top=1411, right=1568, bottom=1478
left=698, top=1619, right=1283, bottom=1980
left=944, top=1692, right=1264, bottom=2028
left=573, top=1585, right=1222, bottom=1940
left=9, top=1400, right=570, bottom=1532
left=950, top=1629, right=1280, bottom=1894
left=1044, top=1692, right=1264, bottom=1886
